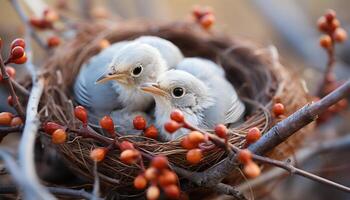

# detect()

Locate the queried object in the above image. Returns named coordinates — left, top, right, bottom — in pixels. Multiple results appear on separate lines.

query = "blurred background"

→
left=0, top=1, right=349, bottom=200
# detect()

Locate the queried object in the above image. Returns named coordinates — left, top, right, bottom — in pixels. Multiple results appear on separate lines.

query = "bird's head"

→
left=95, top=42, right=167, bottom=89
left=140, top=70, right=214, bottom=113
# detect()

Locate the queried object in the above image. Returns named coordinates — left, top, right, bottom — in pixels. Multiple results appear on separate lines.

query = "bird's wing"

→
left=136, top=36, right=184, bottom=68
left=224, top=96, right=245, bottom=124
left=176, top=57, right=225, bottom=78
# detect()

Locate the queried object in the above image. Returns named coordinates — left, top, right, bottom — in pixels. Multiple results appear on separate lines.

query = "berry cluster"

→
left=29, top=8, right=61, bottom=48
left=237, top=149, right=261, bottom=178
left=5, top=38, right=27, bottom=65
left=0, top=112, right=22, bottom=127
left=134, top=156, right=180, bottom=200
left=133, top=115, right=159, bottom=139
left=192, top=5, right=215, bottom=30
left=318, top=9, right=347, bottom=49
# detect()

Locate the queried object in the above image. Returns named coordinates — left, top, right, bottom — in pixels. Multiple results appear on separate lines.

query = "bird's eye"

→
left=172, top=87, right=185, bottom=98
left=131, top=64, right=143, bottom=77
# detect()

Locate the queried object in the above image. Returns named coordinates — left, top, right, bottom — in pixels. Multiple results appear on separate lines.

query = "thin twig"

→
left=236, top=134, right=350, bottom=192
left=213, top=183, right=247, bottom=200
left=0, top=55, right=26, bottom=120
left=11, top=79, right=30, bottom=98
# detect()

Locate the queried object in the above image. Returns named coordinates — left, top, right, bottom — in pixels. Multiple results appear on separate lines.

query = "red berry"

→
left=12, top=54, right=27, bottom=64
left=0, top=112, right=14, bottom=126
left=90, top=147, right=107, bottom=162
left=158, top=169, right=178, bottom=186
left=144, top=125, right=158, bottom=139
left=188, top=131, right=205, bottom=144
left=170, top=109, right=184, bottom=123
left=325, top=9, right=336, bottom=22
left=214, top=124, right=228, bottom=139
left=163, top=185, right=180, bottom=199
left=119, top=141, right=135, bottom=151
left=74, top=106, right=88, bottom=124
left=273, top=103, right=285, bottom=116
left=52, top=129, right=67, bottom=144
left=317, top=16, right=328, bottom=32
left=134, top=174, right=147, bottom=190
left=133, top=115, right=147, bottom=130
left=10, top=38, right=25, bottom=49
left=7, top=95, right=18, bottom=107
left=43, top=122, right=63, bottom=135
left=164, top=120, right=181, bottom=134
left=10, top=117, right=23, bottom=127
left=147, top=186, right=160, bottom=200
left=181, top=136, right=198, bottom=149
left=186, top=149, right=202, bottom=165
left=11, top=46, right=25, bottom=60
left=243, top=161, right=261, bottom=178
left=47, top=36, right=61, bottom=47
left=200, top=14, right=215, bottom=30
left=246, top=127, right=261, bottom=145
left=333, top=28, right=347, bottom=43
left=237, top=149, right=252, bottom=164
left=99, top=116, right=115, bottom=135
left=319, top=35, right=332, bottom=49
left=144, top=167, right=158, bottom=181
left=120, top=149, right=140, bottom=165
left=151, top=155, right=169, bottom=170
left=29, top=17, right=52, bottom=29
left=5, top=66, right=16, bottom=79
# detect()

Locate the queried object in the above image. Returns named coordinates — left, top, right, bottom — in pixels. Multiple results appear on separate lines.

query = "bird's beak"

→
left=95, top=73, right=128, bottom=84
left=140, top=83, right=167, bottom=96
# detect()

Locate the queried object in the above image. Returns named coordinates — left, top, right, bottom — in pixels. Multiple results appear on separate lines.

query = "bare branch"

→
left=0, top=126, right=23, bottom=134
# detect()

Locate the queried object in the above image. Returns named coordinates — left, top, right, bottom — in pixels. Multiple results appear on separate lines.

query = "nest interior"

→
left=39, top=21, right=311, bottom=190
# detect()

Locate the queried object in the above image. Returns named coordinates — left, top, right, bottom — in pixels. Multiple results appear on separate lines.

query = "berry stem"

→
left=0, top=55, right=26, bottom=120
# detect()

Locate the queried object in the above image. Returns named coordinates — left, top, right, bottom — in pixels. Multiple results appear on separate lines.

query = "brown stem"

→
left=0, top=126, right=23, bottom=134
left=0, top=55, right=26, bottom=120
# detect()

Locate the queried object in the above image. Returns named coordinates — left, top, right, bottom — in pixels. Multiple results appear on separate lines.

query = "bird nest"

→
left=39, top=21, right=310, bottom=190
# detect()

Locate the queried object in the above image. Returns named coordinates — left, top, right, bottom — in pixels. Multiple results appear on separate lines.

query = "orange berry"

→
left=164, top=184, right=180, bottom=199
left=11, top=46, right=25, bottom=60
left=151, top=155, right=169, bottom=170
left=237, top=149, right=252, bottom=164
left=188, top=131, right=205, bottom=144
left=47, top=36, right=60, bottom=47
left=133, top=115, right=147, bottom=130
left=134, top=174, right=147, bottom=190
left=164, top=120, right=181, bottom=134
left=119, top=141, right=135, bottom=151
left=52, top=129, right=67, bottom=144
left=317, top=16, right=328, bottom=32
left=246, top=127, right=261, bottom=144
left=170, top=109, right=185, bottom=123
left=0, top=112, right=13, bottom=126
left=44, top=9, right=59, bottom=23
left=144, top=167, right=158, bottom=181
left=200, top=14, right=215, bottom=30
left=186, top=149, right=202, bottom=165
left=325, top=9, right=336, bottom=22
left=74, top=106, right=88, bottom=124
left=99, top=39, right=110, bottom=49
left=214, top=124, right=228, bottom=139
left=90, top=147, right=107, bottom=162
left=5, top=66, right=16, bottom=79
left=319, top=35, right=332, bottom=49
left=158, top=170, right=178, bottom=186
left=329, top=19, right=340, bottom=32
left=147, top=186, right=160, bottom=200
left=12, top=54, right=27, bottom=64
left=243, top=161, right=261, bottom=178
left=10, top=117, right=23, bottom=127
left=99, top=116, right=115, bottom=135
left=273, top=103, right=285, bottom=116
left=10, top=38, right=25, bottom=49
left=43, top=122, right=63, bottom=135
left=333, top=28, right=347, bottom=43
left=120, top=149, right=140, bottom=165
left=144, top=125, right=158, bottom=139
left=181, top=136, right=198, bottom=150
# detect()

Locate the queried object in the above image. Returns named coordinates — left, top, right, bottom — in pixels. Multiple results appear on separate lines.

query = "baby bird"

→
left=140, top=58, right=245, bottom=140
left=74, top=36, right=183, bottom=125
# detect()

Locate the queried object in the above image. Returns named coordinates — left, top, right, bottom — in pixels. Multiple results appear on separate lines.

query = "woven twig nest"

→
left=39, top=21, right=311, bottom=191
